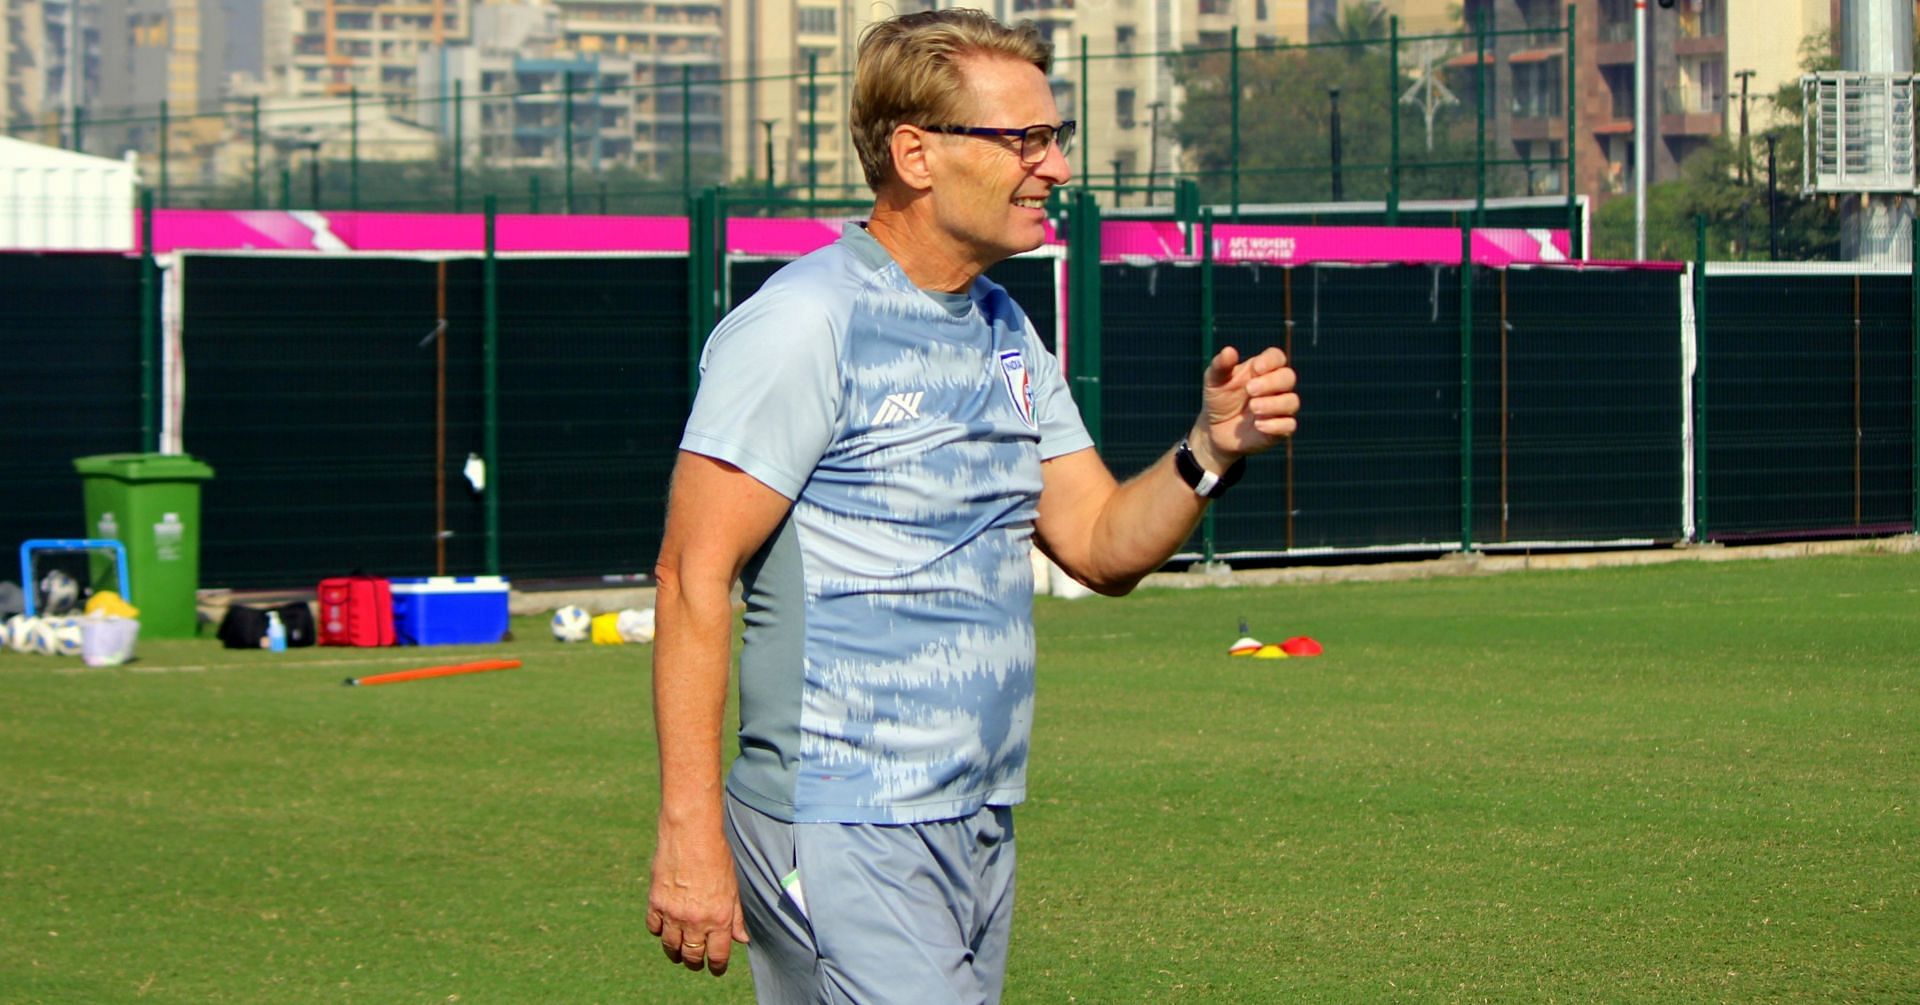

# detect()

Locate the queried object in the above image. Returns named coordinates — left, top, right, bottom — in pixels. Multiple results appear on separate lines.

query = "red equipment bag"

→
left=317, top=576, right=395, bottom=647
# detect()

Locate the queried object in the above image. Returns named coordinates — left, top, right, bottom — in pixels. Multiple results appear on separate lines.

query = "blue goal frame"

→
left=18, top=539, right=132, bottom=616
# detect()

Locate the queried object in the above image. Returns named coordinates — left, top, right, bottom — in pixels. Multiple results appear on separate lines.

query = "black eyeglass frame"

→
left=918, top=120, right=1078, bottom=164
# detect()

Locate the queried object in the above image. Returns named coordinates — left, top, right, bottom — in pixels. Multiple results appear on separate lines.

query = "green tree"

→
left=1170, top=38, right=1507, bottom=206
left=1591, top=29, right=1849, bottom=261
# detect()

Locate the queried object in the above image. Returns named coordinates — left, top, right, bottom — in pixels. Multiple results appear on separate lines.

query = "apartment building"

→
left=3, top=0, right=49, bottom=128
left=264, top=0, right=472, bottom=101
left=418, top=0, right=722, bottom=181
left=554, top=0, right=723, bottom=179
left=36, top=0, right=100, bottom=133
left=1449, top=0, right=1832, bottom=202
left=720, top=0, right=879, bottom=198
left=417, top=4, right=635, bottom=169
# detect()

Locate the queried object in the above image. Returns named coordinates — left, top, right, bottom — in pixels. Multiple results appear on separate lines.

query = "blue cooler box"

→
left=389, top=576, right=510, bottom=645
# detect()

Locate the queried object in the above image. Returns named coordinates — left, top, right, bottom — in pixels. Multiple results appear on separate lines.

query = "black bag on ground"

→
left=274, top=602, right=317, bottom=647
left=218, top=602, right=317, bottom=649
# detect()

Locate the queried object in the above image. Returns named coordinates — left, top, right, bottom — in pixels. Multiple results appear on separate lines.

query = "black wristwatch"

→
left=1174, top=439, right=1246, bottom=499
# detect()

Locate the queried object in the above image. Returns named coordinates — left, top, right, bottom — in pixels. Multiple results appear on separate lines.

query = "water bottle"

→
left=266, top=610, right=287, bottom=653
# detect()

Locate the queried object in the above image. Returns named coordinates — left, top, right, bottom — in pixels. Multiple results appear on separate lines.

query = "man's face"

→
left=925, top=53, right=1073, bottom=269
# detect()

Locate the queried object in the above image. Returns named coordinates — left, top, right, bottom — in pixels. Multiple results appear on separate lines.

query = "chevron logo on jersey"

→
left=872, top=391, right=925, bottom=425
left=998, top=350, right=1035, bottom=429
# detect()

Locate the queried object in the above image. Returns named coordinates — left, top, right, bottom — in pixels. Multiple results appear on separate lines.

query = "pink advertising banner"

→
left=134, top=209, right=871, bottom=257
left=132, top=209, right=1568, bottom=267
left=1100, top=221, right=1573, bottom=267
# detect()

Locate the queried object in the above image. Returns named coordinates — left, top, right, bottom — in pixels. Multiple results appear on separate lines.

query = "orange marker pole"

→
left=344, top=659, right=522, bottom=687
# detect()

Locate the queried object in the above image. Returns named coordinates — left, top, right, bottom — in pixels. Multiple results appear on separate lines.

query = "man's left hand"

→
left=1194, top=345, right=1299, bottom=471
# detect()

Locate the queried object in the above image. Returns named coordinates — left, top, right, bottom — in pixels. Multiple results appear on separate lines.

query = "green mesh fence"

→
left=1704, top=273, right=1915, bottom=539
left=179, top=254, right=686, bottom=588
left=1475, top=267, right=1685, bottom=544
left=0, top=255, right=146, bottom=557
left=181, top=256, right=487, bottom=587
left=2, top=232, right=1913, bottom=594
left=494, top=257, right=689, bottom=579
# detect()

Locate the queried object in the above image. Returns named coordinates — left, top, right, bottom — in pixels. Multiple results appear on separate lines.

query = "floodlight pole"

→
left=1633, top=0, right=1647, bottom=259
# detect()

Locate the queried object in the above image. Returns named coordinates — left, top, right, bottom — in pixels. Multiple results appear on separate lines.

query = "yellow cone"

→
left=85, top=591, right=139, bottom=619
left=590, top=612, right=626, bottom=645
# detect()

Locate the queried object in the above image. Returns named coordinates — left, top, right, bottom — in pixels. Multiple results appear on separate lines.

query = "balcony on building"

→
left=1594, top=0, right=1632, bottom=64
left=1659, top=81, right=1722, bottom=136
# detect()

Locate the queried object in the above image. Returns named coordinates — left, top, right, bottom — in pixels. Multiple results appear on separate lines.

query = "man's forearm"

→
left=651, top=568, right=737, bottom=831
left=1076, top=442, right=1215, bottom=593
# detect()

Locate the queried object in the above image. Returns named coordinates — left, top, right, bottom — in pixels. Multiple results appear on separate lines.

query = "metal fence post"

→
left=1388, top=17, right=1400, bottom=225
left=1067, top=192, right=1113, bottom=447
left=158, top=99, right=169, bottom=209
left=1460, top=225, right=1475, bottom=552
left=1080, top=36, right=1091, bottom=191
left=454, top=79, right=464, bottom=213
left=139, top=188, right=158, bottom=452
left=1694, top=214, right=1709, bottom=542
left=71, top=106, right=84, bottom=153
left=483, top=195, right=501, bottom=575
left=1913, top=216, right=1918, bottom=534
left=682, top=67, right=693, bottom=204
left=1474, top=11, right=1486, bottom=226
left=1566, top=3, right=1580, bottom=257
left=808, top=53, right=819, bottom=214
left=564, top=72, right=575, bottom=215
left=350, top=86, right=360, bottom=211
left=1229, top=27, right=1240, bottom=221
left=251, top=96, right=262, bottom=209
left=688, top=187, right=706, bottom=392
left=1200, top=208, right=1217, bottom=564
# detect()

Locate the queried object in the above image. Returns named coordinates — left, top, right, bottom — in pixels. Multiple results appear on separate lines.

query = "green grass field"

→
left=3, top=554, right=1916, bottom=1003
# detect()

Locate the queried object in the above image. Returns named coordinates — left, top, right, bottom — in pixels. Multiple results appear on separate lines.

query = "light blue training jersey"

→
left=681, top=224, right=1092, bottom=825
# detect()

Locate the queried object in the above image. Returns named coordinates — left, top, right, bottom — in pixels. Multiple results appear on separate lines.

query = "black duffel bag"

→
left=218, top=602, right=318, bottom=649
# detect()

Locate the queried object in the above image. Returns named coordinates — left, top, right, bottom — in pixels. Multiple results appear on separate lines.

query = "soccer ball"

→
left=39, top=569, right=80, bottom=616
left=7, top=615, right=38, bottom=653
left=616, top=607, right=657, bottom=644
left=550, top=605, right=591, bottom=643
left=22, top=618, right=58, bottom=656
left=50, top=618, right=83, bottom=657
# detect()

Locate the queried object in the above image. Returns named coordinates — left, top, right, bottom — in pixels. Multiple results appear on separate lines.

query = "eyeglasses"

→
left=919, top=120, right=1077, bottom=165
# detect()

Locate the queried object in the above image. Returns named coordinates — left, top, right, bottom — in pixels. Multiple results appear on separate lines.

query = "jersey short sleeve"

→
left=680, top=266, right=846, bottom=500
left=1023, top=317, right=1093, bottom=461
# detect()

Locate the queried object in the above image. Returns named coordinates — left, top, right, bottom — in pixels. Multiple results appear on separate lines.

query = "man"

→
left=647, top=8, right=1298, bottom=1002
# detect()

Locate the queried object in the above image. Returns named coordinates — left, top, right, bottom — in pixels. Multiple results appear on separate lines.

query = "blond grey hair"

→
left=850, top=8, right=1052, bottom=191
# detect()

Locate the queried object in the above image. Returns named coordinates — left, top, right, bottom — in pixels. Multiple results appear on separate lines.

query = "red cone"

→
left=1280, top=636, right=1323, bottom=657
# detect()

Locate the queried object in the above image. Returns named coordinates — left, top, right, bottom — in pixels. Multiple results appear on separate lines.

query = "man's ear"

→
left=890, top=124, right=936, bottom=193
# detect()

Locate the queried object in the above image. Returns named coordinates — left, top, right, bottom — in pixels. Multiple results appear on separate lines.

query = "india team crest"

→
left=997, top=350, right=1036, bottom=429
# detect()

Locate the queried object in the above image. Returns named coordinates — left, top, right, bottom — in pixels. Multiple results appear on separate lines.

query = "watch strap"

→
left=1175, top=440, right=1245, bottom=499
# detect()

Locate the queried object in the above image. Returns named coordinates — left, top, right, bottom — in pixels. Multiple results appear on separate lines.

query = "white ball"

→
left=40, top=569, right=80, bottom=615
left=51, top=618, right=83, bottom=657
left=8, top=615, right=38, bottom=653
left=0, top=616, right=13, bottom=651
left=550, top=605, right=591, bottom=643
left=616, top=607, right=656, bottom=644
left=23, top=619, right=58, bottom=656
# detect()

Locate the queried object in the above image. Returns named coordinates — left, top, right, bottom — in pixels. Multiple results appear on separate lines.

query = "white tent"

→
left=0, top=136, right=140, bottom=252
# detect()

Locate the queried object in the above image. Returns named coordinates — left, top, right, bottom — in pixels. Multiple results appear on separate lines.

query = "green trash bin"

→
left=73, top=453, right=216, bottom=640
